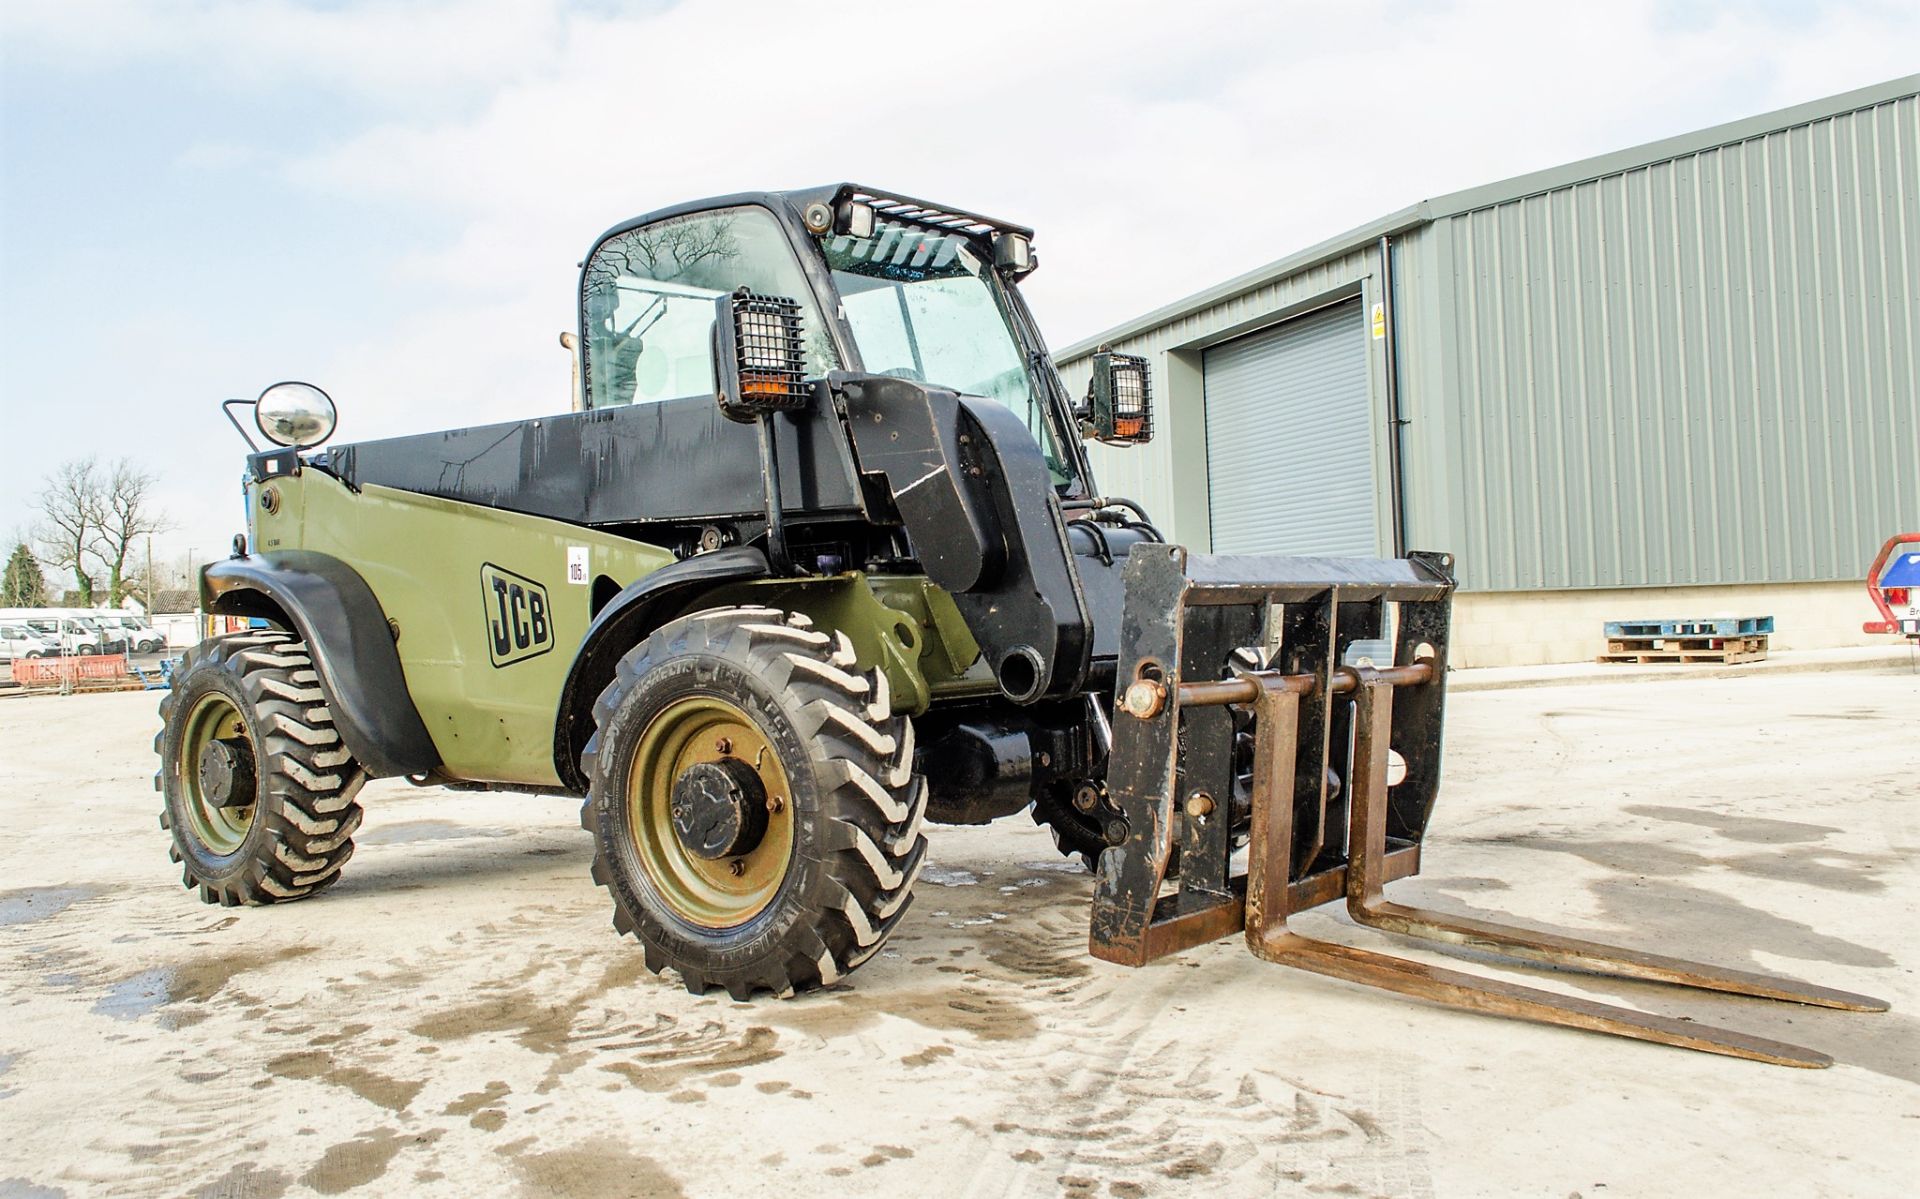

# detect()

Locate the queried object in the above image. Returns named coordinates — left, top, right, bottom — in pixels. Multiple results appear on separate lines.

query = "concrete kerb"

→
left=1448, top=644, right=1917, bottom=693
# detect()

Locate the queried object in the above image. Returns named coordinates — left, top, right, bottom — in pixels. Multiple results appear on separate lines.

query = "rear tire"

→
left=155, top=631, right=364, bottom=905
left=582, top=607, right=927, bottom=999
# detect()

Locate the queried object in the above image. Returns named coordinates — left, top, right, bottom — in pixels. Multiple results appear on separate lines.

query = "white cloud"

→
left=273, top=1, right=1920, bottom=342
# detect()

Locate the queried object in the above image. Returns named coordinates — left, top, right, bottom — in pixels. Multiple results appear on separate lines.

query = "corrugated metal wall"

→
left=1427, top=90, right=1919, bottom=590
left=1057, top=82, right=1918, bottom=592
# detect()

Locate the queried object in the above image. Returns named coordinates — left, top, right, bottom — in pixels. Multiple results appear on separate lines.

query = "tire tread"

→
left=158, top=631, right=365, bottom=906
left=582, top=607, right=926, bottom=999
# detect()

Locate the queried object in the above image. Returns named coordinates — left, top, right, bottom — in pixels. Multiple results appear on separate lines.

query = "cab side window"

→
left=581, top=206, right=840, bottom=408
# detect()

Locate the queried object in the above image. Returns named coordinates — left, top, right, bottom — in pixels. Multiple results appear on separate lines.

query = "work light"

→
left=714, top=289, right=810, bottom=422
left=1086, top=350, right=1153, bottom=444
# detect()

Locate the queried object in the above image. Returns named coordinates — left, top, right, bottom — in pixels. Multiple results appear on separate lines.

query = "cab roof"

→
left=586, top=183, right=1034, bottom=260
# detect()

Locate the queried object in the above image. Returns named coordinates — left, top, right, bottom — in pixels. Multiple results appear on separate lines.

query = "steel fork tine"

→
left=1237, top=666, right=1842, bottom=1066
left=1251, top=928, right=1833, bottom=1067
left=1343, top=670, right=1889, bottom=1013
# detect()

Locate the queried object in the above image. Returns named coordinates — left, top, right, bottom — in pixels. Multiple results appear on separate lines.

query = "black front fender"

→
left=202, top=552, right=440, bottom=779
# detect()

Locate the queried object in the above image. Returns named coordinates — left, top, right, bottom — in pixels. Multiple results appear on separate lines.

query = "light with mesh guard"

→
left=712, top=288, right=811, bottom=423
left=1084, top=349, right=1153, bottom=445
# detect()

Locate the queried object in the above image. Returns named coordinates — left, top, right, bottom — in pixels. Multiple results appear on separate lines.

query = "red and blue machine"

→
left=1863, top=533, right=1920, bottom=641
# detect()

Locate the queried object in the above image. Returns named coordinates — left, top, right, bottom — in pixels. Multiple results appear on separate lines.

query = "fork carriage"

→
left=1091, top=546, right=1885, bottom=1068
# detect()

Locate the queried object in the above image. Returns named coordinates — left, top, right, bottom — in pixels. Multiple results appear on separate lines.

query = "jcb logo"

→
left=481, top=563, right=553, bottom=668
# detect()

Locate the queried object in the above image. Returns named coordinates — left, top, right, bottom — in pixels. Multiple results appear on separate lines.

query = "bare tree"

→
left=94, top=459, right=170, bottom=606
left=590, top=215, right=740, bottom=289
left=636, top=216, right=739, bottom=283
left=34, top=458, right=100, bottom=606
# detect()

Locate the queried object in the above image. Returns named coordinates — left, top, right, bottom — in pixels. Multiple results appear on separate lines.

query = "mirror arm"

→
left=222, top=399, right=262, bottom=452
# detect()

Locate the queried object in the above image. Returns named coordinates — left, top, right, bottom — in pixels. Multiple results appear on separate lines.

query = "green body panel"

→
left=250, top=470, right=675, bottom=786
left=706, top=573, right=994, bottom=715
left=245, top=469, right=994, bottom=786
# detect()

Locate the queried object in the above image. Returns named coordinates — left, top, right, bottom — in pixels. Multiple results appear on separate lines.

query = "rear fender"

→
left=201, top=551, right=440, bottom=779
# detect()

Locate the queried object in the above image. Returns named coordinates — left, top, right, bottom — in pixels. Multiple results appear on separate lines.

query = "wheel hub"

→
left=670, top=758, right=768, bottom=859
left=628, top=695, right=796, bottom=929
left=197, top=736, right=255, bottom=809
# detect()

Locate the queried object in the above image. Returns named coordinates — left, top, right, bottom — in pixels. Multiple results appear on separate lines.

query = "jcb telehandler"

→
left=159, top=185, right=1884, bottom=1066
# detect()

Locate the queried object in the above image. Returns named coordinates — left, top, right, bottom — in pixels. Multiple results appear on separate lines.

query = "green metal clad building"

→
left=1056, top=76, right=1918, bottom=666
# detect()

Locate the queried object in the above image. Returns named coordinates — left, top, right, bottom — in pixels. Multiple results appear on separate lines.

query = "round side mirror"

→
left=255, top=381, right=338, bottom=448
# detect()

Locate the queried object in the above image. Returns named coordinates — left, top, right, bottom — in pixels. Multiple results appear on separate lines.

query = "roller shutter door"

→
left=1203, top=298, right=1377, bottom=556
left=1204, top=298, right=1388, bottom=659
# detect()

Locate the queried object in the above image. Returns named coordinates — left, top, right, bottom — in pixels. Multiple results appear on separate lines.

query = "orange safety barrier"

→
left=11, top=654, right=131, bottom=687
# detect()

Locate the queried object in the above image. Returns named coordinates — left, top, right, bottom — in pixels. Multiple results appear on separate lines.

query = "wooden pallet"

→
left=1597, top=634, right=1770, bottom=665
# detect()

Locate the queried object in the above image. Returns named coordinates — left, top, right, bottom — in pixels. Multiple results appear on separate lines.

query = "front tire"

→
left=155, top=631, right=364, bottom=905
left=582, top=607, right=927, bottom=999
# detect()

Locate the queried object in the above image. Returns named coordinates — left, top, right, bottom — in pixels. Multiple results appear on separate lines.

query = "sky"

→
left=1, top=0, right=1915, bottom=581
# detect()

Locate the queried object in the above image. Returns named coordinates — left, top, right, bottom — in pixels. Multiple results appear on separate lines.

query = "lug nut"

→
left=729, top=859, right=746, bottom=876
left=767, top=795, right=784, bottom=814
left=715, top=737, right=732, bottom=755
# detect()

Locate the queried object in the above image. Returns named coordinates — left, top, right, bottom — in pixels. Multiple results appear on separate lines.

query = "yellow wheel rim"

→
left=627, top=695, right=795, bottom=929
left=179, top=693, right=254, bottom=856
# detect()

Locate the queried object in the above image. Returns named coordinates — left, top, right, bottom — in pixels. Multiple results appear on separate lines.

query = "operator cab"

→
left=567, top=185, right=1166, bottom=696
left=576, top=185, right=1100, bottom=494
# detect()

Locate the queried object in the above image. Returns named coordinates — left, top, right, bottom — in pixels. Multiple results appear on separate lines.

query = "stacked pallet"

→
left=1598, top=617, right=1772, bottom=665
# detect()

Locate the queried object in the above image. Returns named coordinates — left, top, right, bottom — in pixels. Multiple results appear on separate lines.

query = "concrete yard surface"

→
left=1, top=663, right=1915, bottom=1197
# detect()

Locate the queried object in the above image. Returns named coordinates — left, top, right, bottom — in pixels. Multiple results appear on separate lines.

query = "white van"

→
left=51, top=617, right=104, bottom=655
left=97, top=613, right=166, bottom=653
left=0, top=610, right=115, bottom=656
left=79, top=616, right=127, bottom=654
left=0, top=623, right=60, bottom=661
left=118, top=617, right=167, bottom=654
